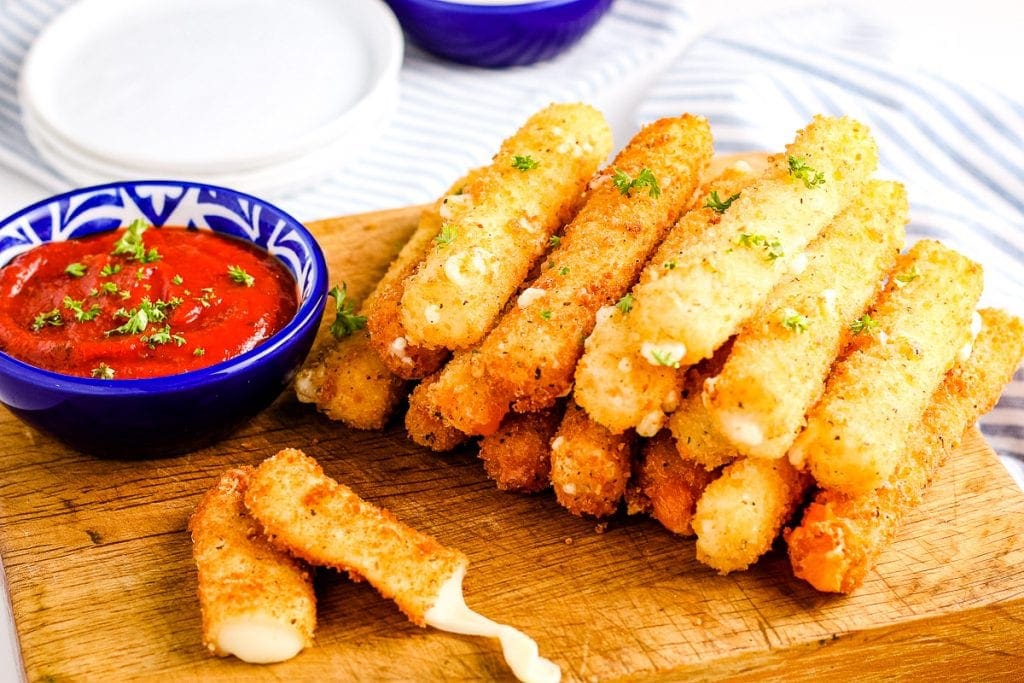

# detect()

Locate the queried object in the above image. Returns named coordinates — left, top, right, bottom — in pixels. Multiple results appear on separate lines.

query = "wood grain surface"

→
left=1, top=205, right=1023, bottom=682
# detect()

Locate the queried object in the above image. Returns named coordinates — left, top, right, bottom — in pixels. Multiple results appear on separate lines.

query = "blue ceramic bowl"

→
left=384, top=0, right=613, bottom=68
left=0, top=180, right=327, bottom=457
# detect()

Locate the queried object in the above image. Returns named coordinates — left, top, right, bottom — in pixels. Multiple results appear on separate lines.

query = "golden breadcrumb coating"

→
left=668, top=342, right=737, bottom=470
left=404, top=371, right=469, bottom=452
left=791, top=239, right=984, bottom=495
left=478, top=407, right=563, bottom=493
left=787, top=308, right=1024, bottom=593
left=635, top=430, right=720, bottom=536
left=189, top=467, right=316, bottom=662
left=400, top=102, right=613, bottom=350
left=244, top=449, right=469, bottom=626
left=705, top=179, right=908, bottom=459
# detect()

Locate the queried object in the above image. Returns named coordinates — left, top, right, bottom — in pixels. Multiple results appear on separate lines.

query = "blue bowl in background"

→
left=0, top=180, right=328, bottom=457
left=384, top=0, right=613, bottom=68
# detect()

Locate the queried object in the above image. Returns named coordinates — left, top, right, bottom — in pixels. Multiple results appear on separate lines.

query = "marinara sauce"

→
left=0, top=221, right=298, bottom=379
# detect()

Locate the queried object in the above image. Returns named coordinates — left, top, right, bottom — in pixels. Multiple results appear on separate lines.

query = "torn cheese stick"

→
left=790, top=239, right=984, bottom=495
left=549, top=400, right=636, bottom=518
left=367, top=169, right=486, bottom=379
left=189, top=467, right=316, bottom=664
left=573, top=163, right=760, bottom=435
left=405, top=370, right=469, bottom=452
left=428, top=115, right=712, bottom=435
left=668, top=342, right=737, bottom=469
left=245, top=449, right=560, bottom=683
left=628, top=115, right=878, bottom=367
left=633, top=430, right=720, bottom=536
left=705, top=179, right=908, bottom=459
left=693, top=456, right=813, bottom=574
left=400, top=103, right=613, bottom=351
left=787, top=308, right=1024, bottom=593
left=294, top=328, right=406, bottom=430
left=478, top=406, right=563, bottom=493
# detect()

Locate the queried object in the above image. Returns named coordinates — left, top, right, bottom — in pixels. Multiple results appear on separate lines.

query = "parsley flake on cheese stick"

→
left=789, top=239, right=984, bottom=495
left=550, top=400, right=637, bottom=518
left=400, top=103, right=613, bottom=350
left=573, top=162, right=760, bottom=436
left=189, top=467, right=316, bottom=664
left=429, top=115, right=713, bottom=435
left=704, top=180, right=908, bottom=459
left=245, top=449, right=560, bottom=683
left=787, top=308, right=1024, bottom=594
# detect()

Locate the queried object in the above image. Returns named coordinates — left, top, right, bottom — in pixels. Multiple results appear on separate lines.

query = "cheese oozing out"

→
left=213, top=615, right=306, bottom=664
left=425, top=566, right=561, bottom=683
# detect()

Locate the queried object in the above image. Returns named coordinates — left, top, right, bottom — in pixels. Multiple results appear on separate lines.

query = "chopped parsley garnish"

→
left=95, top=281, right=120, bottom=296
left=435, top=222, right=456, bottom=247
left=704, top=190, right=741, bottom=214
left=100, top=263, right=122, bottom=277
left=327, top=283, right=367, bottom=339
left=65, top=262, right=87, bottom=277
left=105, top=297, right=178, bottom=336
left=172, top=274, right=184, bottom=286
left=788, top=156, right=825, bottom=188
left=616, top=293, right=635, bottom=314
left=781, top=308, right=809, bottom=333
left=91, top=363, right=115, bottom=380
left=512, top=154, right=538, bottom=171
left=850, top=314, right=878, bottom=336
left=559, top=266, right=570, bottom=276
left=141, top=324, right=186, bottom=348
left=195, top=287, right=217, bottom=308
left=649, top=348, right=682, bottom=368
left=112, top=219, right=161, bottom=263
left=539, top=309, right=552, bottom=320
left=549, top=235, right=561, bottom=248
left=612, top=167, right=661, bottom=198
left=894, top=266, right=920, bottom=287
left=663, top=260, right=677, bottom=270
left=227, top=265, right=255, bottom=287
left=737, top=233, right=784, bottom=261
left=193, top=347, right=206, bottom=357
left=31, top=308, right=63, bottom=332
left=62, top=296, right=102, bottom=323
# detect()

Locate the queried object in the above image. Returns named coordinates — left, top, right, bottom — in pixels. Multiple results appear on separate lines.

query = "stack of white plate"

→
left=19, top=0, right=403, bottom=197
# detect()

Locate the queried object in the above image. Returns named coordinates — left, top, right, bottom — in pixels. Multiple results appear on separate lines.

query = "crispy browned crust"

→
left=550, top=400, right=636, bottom=518
left=636, top=430, right=720, bottom=536
left=787, top=309, right=1024, bottom=593
left=478, top=406, right=562, bottom=493
left=244, top=449, right=469, bottom=626
left=404, top=372, right=469, bottom=452
left=188, top=467, right=316, bottom=656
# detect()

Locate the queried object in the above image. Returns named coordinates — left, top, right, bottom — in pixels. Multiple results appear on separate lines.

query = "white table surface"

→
left=1, top=1, right=1022, bottom=679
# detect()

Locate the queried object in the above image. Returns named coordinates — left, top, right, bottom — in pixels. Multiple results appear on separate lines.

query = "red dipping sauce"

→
left=0, top=222, right=298, bottom=379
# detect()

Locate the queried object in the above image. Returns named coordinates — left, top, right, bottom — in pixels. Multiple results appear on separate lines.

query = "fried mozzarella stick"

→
left=704, top=179, right=908, bottom=459
left=692, top=457, right=813, bottom=574
left=668, top=343, right=737, bottom=470
left=405, top=371, right=469, bottom=452
left=366, top=171, right=485, bottom=379
left=245, top=449, right=560, bottom=683
left=573, top=163, right=759, bottom=436
left=787, top=308, right=1024, bottom=593
left=428, top=115, right=713, bottom=435
left=634, top=430, right=720, bottom=536
left=401, top=103, right=613, bottom=351
left=549, top=400, right=636, bottom=518
left=189, top=467, right=316, bottom=664
left=478, top=407, right=562, bottom=493
left=575, top=116, right=878, bottom=436
left=790, top=239, right=984, bottom=495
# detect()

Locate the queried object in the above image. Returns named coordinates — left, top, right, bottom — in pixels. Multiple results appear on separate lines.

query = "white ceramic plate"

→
left=19, top=0, right=403, bottom=176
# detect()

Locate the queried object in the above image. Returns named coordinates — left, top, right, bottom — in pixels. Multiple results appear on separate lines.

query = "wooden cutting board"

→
left=1, top=205, right=1023, bottom=682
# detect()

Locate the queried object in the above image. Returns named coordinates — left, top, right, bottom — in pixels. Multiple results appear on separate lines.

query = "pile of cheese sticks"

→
left=296, top=103, right=1024, bottom=594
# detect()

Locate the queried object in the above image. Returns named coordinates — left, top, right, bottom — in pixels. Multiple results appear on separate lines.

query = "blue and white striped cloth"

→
left=0, top=1, right=1021, bottom=483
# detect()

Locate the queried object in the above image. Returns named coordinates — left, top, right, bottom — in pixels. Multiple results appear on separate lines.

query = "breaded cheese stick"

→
left=790, top=239, right=984, bottom=495
left=787, top=308, right=1024, bottom=593
left=367, top=170, right=485, bottom=379
left=294, top=328, right=406, bottom=430
left=634, top=430, right=720, bottom=536
left=427, top=115, right=713, bottom=435
left=692, top=456, right=813, bottom=574
left=668, top=343, right=737, bottom=469
left=549, top=400, right=636, bottom=518
left=705, top=180, right=908, bottom=458
left=189, top=467, right=316, bottom=664
left=574, top=116, right=878, bottom=436
left=574, top=163, right=760, bottom=436
left=400, top=103, right=613, bottom=350
left=245, top=448, right=468, bottom=625
left=405, top=371, right=469, bottom=452
left=478, top=406, right=563, bottom=493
